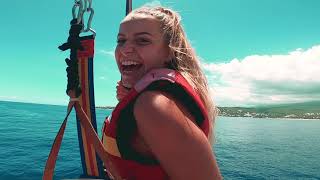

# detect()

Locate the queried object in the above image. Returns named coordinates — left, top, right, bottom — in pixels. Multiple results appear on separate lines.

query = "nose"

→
left=119, top=41, right=135, bottom=57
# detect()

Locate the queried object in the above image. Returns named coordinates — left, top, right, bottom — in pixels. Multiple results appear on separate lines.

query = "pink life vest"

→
left=101, top=68, right=210, bottom=180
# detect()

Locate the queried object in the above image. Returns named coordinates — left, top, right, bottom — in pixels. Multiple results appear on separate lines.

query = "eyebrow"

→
left=117, top=32, right=153, bottom=37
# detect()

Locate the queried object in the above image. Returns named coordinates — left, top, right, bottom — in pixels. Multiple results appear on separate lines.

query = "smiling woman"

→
left=101, top=5, right=222, bottom=180
left=115, top=15, right=172, bottom=88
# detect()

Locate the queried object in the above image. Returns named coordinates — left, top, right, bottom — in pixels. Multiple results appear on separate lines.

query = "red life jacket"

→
left=101, top=68, right=210, bottom=180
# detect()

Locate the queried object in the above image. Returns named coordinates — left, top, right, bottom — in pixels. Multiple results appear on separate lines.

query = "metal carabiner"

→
left=71, top=0, right=95, bottom=36
left=72, top=0, right=85, bottom=24
left=88, top=28, right=96, bottom=37
left=82, top=0, right=92, bottom=15
left=83, top=0, right=92, bottom=9
left=82, top=7, right=95, bottom=36
left=83, top=0, right=88, bottom=12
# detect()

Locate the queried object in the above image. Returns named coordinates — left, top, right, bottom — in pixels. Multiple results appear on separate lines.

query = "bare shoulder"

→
left=133, top=90, right=194, bottom=131
left=134, top=90, right=171, bottom=110
left=133, top=90, right=221, bottom=180
left=133, top=90, right=178, bottom=121
left=133, top=90, right=205, bottom=148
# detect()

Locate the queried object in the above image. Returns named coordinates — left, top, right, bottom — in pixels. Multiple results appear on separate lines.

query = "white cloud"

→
left=203, top=45, right=320, bottom=107
left=99, top=50, right=115, bottom=57
left=0, top=96, right=18, bottom=101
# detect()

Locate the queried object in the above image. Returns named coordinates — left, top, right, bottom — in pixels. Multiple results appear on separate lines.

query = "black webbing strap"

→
left=58, top=19, right=83, bottom=97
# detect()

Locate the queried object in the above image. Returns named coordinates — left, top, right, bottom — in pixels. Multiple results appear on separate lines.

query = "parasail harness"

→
left=43, top=0, right=132, bottom=179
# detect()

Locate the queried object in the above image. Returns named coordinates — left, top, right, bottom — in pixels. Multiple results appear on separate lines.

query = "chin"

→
left=121, top=76, right=138, bottom=89
left=121, top=71, right=145, bottom=88
left=121, top=81, right=133, bottom=89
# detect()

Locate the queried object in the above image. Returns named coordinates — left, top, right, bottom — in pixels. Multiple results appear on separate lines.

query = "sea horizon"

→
left=1, top=100, right=319, bottom=120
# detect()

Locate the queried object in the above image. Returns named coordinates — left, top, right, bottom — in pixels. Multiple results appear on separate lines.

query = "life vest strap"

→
left=43, top=102, right=75, bottom=180
left=43, top=101, right=119, bottom=180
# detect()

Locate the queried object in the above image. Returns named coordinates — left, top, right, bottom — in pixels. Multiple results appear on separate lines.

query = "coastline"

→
left=96, top=106, right=320, bottom=120
left=1, top=100, right=318, bottom=120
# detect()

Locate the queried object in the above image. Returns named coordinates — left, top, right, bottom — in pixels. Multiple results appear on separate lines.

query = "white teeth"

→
left=121, top=61, right=139, bottom=66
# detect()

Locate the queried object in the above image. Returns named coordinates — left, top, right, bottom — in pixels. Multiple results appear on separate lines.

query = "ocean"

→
left=0, top=101, right=319, bottom=180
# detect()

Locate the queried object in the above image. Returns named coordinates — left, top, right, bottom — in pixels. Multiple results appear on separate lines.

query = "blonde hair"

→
left=128, top=5, right=218, bottom=141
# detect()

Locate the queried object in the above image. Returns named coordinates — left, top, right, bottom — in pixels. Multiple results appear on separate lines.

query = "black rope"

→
left=59, top=19, right=84, bottom=97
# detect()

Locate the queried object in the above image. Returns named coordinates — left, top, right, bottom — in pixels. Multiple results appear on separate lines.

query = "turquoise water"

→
left=0, top=101, right=319, bottom=179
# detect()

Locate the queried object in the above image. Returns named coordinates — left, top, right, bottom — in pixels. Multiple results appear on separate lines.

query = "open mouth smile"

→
left=120, top=60, right=143, bottom=72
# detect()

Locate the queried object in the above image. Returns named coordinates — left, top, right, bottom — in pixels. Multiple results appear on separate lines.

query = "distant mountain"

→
left=255, top=101, right=320, bottom=113
left=218, top=101, right=320, bottom=119
left=96, top=101, right=319, bottom=119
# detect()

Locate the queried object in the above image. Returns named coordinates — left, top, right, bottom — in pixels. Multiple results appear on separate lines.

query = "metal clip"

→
left=71, top=0, right=95, bottom=36
left=72, top=0, right=85, bottom=24
left=82, top=8, right=94, bottom=33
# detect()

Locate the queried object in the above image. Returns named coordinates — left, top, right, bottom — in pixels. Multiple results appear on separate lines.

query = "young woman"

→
left=101, top=5, right=222, bottom=180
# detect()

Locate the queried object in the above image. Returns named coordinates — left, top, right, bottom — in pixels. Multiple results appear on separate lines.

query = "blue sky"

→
left=1, top=0, right=320, bottom=107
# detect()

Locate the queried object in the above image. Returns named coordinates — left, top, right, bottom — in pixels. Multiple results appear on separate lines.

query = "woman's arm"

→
left=133, top=91, right=222, bottom=180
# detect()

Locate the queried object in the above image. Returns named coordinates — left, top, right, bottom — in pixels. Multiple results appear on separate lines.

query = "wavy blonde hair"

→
left=128, top=5, right=218, bottom=141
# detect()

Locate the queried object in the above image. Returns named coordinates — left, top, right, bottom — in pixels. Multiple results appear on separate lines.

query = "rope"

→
left=58, top=19, right=84, bottom=97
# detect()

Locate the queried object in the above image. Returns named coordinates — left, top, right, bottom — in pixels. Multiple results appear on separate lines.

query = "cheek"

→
left=140, top=48, right=162, bottom=61
left=151, top=48, right=170, bottom=66
left=115, top=48, right=121, bottom=67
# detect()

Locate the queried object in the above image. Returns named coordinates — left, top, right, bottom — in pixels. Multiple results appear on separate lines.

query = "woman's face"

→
left=115, top=15, right=171, bottom=88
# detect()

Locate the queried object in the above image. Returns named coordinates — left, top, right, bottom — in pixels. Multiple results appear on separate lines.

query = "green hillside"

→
left=97, top=101, right=320, bottom=119
left=256, top=101, right=320, bottom=113
left=218, top=101, right=320, bottom=119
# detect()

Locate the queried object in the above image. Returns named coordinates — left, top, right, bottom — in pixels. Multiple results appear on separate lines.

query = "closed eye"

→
left=116, top=37, right=152, bottom=46
left=117, top=38, right=126, bottom=46
left=135, top=38, right=151, bottom=45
